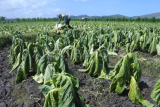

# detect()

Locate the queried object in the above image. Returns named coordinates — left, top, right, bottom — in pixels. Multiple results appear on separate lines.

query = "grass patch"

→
left=108, top=49, right=160, bottom=78
left=23, top=32, right=38, bottom=43
left=0, top=31, right=60, bottom=49
left=11, top=83, right=28, bottom=105
left=139, top=57, right=160, bottom=77
left=0, top=34, right=12, bottom=49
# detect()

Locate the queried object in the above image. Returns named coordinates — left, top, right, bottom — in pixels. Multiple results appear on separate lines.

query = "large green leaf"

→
left=156, top=43, right=160, bottom=55
left=9, top=52, right=22, bottom=73
left=39, top=38, right=51, bottom=52
left=23, top=50, right=30, bottom=74
left=54, top=54, right=73, bottom=75
left=15, top=61, right=27, bottom=83
left=13, top=45, right=21, bottom=60
left=141, top=33, right=147, bottom=51
left=109, top=58, right=123, bottom=80
left=60, top=45, right=72, bottom=55
left=151, top=75, right=160, bottom=106
left=44, top=88, right=60, bottom=107
left=37, top=54, right=49, bottom=75
left=35, top=44, right=43, bottom=56
left=110, top=53, right=141, bottom=94
left=54, top=39, right=60, bottom=52
left=44, top=64, right=56, bottom=84
left=28, top=43, right=34, bottom=69
left=38, top=85, right=53, bottom=96
left=83, top=45, right=90, bottom=67
left=54, top=73, right=86, bottom=107
left=94, top=51, right=100, bottom=75
left=71, top=40, right=83, bottom=64
left=148, top=37, right=157, bottom=54
left=80, top=46, right=110, bottom=78
left=129, top=76, right=154, bottom=107
left=40, top=73, right=86, bottom=107
left=32, top=73, right=44, bottom=83
left=130, top=41, right=136, bottom=52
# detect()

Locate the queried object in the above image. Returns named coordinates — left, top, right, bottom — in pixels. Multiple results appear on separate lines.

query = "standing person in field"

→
left=57, top=13, right=73, bottom=29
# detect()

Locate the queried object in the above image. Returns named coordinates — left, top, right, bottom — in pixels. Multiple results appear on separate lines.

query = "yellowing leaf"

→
left=128, top=76, right=154, bottom=107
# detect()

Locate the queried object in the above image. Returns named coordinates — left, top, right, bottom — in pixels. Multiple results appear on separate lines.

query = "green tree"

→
left=15, top=18, right=20, bottom=22
left=136, top=17, right=141, bottom=22
left=151, top=17, right=156, bottom=22
left=0, top=16, right=5, bottom=21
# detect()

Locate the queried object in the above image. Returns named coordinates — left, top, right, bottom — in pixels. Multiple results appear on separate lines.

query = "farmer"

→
left=57, top=13, right=73, bottom=29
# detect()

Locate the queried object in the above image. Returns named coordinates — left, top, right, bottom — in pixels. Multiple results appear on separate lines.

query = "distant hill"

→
left=4, top=12, right=160, bottom=20
left=70, top=12, right=160, bottom=19
left=102, top=14, right=130, bottom=18
left=70, top=14, right=129, bottom=19
left=132, top=12, right=160, bottom=18
left=70, top=15, right=90, bottom=19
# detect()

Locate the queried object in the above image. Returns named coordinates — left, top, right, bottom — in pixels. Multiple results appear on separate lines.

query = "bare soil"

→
left=0, top=47, right=159, bottom=107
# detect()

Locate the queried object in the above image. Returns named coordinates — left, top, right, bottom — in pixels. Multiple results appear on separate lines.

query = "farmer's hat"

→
left=57, top=13, right=62, bottom=18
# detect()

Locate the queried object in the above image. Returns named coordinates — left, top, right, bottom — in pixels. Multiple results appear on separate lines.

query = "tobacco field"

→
left=0, top=21, right=160, bottom=107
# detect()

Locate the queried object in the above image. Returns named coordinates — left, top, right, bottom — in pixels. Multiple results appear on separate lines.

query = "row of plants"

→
left=3, top=21, right=160, bottom=56
left=9, top=25, right=160, bottom=106
left=1, top=21, right=160, bottom=35
left=0, top=22, right=57, bottom=35
left=57, top=23, right=160, bottom=56
left=9, top=31, right=89, bottom=107
left=52, top=28, right=160, bottom=106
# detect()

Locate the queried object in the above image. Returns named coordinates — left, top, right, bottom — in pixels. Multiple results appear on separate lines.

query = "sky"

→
left=0, top=0, right=159, bottom=18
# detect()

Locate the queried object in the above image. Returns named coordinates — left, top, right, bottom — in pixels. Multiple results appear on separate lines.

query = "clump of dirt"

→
left=0, top=47, right=15, bottom=107
left=0, top=47, right=45, bottom=107
left=11, top=77, right=45, bottom=107
left=11, top=83, right=28, bottom=105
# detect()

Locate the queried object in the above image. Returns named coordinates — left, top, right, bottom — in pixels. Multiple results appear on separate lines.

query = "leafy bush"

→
left=109, top=53, right=153, bottom=107
left=38, top=73, right=87, bottom=107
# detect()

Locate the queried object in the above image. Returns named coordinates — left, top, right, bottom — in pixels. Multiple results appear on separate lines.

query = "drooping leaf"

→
left=54, top=54, right=73, bottom=75
left=35, top=44, right=43, bottom=56
left=110, top=53, right=141, bottom=94
left=83, top=46, right=110, bottom=78
left=61, top=45, right=72, bottom=55
left=13, top=45, right=21, bottom=60
left=44, top=88, right=60, bottom=107
left=32, top=73, right=44, bottom=83
left=148, top=37, right=157, bottom=54
left=156, top=43, right=160, bottom=55
left=15, top=61, right=27, bottom=83
left=37, top=54, right=49, bottom=75
left=53, top=73, right=85, bottom=107
left=83, top=45, right=90, bottom=67
left=130, top=41, right=136, bottom=52
left=28, top=43, right=35, bottom=69
left=38, top=85, right=53, bottom=96
left=41, top=73, right=87, bottom=107
left=10, top=52, right=22, bottom=73
left=151, top=75, right=160, bottom=106
left=44, top=64, right=56, bottom=84
left=70, top=40, right=83, bottom=64
left=128, top=76, right=154, bottom=107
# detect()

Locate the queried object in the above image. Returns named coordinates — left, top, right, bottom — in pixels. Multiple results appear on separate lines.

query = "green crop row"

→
left=7, top=21, right=160, bottom=107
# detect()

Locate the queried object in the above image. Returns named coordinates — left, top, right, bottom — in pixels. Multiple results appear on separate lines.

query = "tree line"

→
left=72, top=17, right=160, bottom=22
left=1, top=17, right=160, bottom=23
left=13, top=17, right=160, bottom=23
